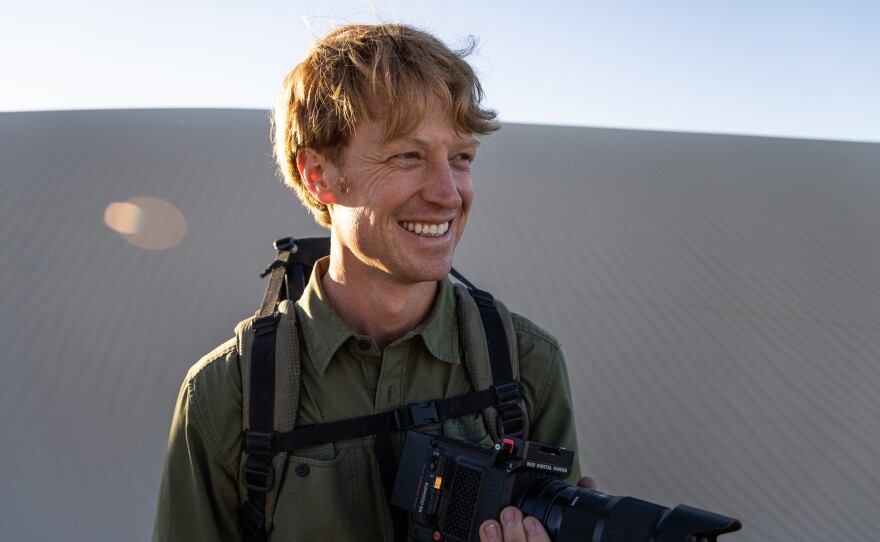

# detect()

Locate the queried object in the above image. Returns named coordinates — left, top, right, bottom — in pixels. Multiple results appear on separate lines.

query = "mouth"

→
left=399, top=221, right=450, bottom=237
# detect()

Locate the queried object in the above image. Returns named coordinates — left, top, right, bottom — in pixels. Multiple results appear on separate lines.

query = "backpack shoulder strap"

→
left=237, top=236, right=329, bottom=540
left=236, top=300, right=300, bottom=539
left=451, top=270, right=530, bottom=440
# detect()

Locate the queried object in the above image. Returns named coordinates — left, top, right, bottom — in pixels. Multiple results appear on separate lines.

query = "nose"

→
left=422, top=161, right=465, bottom=209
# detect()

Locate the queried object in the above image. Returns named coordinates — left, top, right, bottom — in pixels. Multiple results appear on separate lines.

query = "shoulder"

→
left=509, top=311, right=564, bottom=377
left=178, top=337, right=243, bottom=473
left=509, top=312, right=561, bottom=351
left=184, top=337, right=241, bottom=398
left=507, top=311, right=569, bottom=421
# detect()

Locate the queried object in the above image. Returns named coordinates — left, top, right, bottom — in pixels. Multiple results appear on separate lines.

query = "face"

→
left=313, top=99, right=478, bottom=286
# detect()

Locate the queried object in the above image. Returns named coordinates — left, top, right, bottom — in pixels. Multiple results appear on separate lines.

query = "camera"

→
left=391, top=431, right=742, bottom=542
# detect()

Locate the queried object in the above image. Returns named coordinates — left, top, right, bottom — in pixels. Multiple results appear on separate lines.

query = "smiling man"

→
left=297, top=97, right=478, bottom=348
left=153, top=24, right=584, bottom=542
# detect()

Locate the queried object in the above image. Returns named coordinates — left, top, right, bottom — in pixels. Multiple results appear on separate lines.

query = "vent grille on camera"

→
left=443, top=464, right=482, bottom=540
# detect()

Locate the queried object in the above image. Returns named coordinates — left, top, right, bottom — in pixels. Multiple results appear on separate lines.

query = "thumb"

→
left=577, top=475, right=597, bottom=490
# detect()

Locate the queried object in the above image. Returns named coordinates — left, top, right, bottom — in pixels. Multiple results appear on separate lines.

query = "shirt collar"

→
left=295, top=257, right=461, bottom=376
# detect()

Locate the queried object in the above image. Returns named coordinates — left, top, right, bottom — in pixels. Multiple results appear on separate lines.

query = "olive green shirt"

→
left=153, top=259, right=580, bottom=541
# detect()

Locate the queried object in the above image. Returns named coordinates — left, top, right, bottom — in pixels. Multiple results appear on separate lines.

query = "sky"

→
left=3, top=0, right=879, bottom=143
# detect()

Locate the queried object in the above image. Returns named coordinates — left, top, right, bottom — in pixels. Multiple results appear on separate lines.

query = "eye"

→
left=396, top=152, right=420, bottom=160
left=451, top=152, right=474, bottom=165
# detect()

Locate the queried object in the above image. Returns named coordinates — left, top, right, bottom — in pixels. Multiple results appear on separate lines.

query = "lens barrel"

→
left=516, top=479, right=741, bottom=542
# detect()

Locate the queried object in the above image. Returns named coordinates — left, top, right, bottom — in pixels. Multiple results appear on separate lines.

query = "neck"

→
left=321, top=252, right=439, bottom=350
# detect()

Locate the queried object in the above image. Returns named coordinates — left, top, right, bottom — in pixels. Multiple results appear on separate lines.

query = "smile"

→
left=399, top=221, right=450, bottom=237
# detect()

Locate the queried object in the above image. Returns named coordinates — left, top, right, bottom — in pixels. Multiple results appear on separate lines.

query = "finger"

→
left=479, top=519, right=502, bottom=542
left=577, top=475, right=597, bottom=490
left=522, top=516, right=551, bottom=541
left=500, top=507, right=528, bottom=542
left=500, top=507, right=552, bottom=542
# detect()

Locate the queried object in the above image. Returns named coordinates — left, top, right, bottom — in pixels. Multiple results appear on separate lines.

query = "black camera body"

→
left=391, top=431, right=742, bottom=542
left=391, top=431, right=572, bottom=541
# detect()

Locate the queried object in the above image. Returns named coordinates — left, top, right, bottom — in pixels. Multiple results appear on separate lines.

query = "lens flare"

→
left=103, top=196, right=187, bottom=250
left=104, top=201, right=144, bottom=234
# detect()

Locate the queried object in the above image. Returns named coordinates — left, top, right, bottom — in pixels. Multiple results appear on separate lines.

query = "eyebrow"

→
left=396, top=134, right=481, bottom=148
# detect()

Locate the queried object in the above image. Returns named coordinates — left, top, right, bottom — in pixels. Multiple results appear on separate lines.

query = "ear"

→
left=297, top=148, right=338, bottom=205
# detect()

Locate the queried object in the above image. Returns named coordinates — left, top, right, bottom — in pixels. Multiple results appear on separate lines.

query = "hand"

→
left=477, top=476, right=598, bottom=541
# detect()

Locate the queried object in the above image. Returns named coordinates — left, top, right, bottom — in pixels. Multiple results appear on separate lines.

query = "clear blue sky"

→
left=4, top=0, right=879, bottom=142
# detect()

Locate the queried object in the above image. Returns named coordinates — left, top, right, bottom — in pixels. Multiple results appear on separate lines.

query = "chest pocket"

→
left=272, top=441, right=391, bottom=541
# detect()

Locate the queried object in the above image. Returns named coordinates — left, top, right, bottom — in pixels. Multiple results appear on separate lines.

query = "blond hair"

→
left=273, top=23, right=500, bottom=226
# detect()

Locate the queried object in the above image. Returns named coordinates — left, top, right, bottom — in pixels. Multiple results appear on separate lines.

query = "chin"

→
left=395, top=261, right=453, bottom=285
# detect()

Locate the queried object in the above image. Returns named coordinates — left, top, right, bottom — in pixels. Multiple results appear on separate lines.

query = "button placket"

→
left=375, top=341, right=409, bottom=413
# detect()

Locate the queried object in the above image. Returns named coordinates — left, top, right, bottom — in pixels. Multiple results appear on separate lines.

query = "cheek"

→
left=458, top=176, right=475, bottom=210
left=331, top=207, right=367, bottom=240
left=348, top=208, right=382, bottom=243
left=455, top=176, right=474, bottom=234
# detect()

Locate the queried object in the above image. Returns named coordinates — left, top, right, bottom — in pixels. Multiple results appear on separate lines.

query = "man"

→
left=153, top=23, right=587, bottom=542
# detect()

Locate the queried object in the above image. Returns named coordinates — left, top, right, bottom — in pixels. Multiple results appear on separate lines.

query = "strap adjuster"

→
left=243, top=456, right=275, bottom=492
left=497, top=404, right=526, bottom=438
left=393, top=401, right=439, bottom=430
left=493, top=381, right=521, bottom=405
left=253, top=313, right=280, bottom=336
left=493, top=382, right=525, bottom=438
left=243, top=431, right=275, bottom=492
left=245, top=430, right=276, bottom=456
left=273, top=236, right=298, bottom=252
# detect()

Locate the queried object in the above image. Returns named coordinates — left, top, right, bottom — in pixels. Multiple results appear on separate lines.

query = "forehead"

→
left=354, top=97, right=478, bottom=150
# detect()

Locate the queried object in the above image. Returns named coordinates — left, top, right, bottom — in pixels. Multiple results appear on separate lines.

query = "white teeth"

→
left=401, top=221, right=449, bottom=237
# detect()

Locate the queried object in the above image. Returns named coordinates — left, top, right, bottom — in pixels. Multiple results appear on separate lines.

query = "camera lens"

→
left=516, top=479, right=741, bottom=542
left=518, top=479, right=666, bottom=541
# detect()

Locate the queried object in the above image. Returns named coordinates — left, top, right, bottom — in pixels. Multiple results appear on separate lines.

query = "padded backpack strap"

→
left=238, top=236, right=329, bottom=540
left=237, top=301, right=301, bottom=540
left=451, top=270, right=529, bottom=440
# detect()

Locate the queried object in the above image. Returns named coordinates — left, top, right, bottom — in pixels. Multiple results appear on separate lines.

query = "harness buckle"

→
left=493, top=381, right=521, bottom=405
left=393, top=401, right=439, bottom=430
left=245, top=430, right=276, bottom=456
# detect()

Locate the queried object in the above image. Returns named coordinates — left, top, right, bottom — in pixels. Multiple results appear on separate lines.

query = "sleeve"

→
left=514, top=317, right=583, bottom=484
left=152, top=343, right=244, bottom=542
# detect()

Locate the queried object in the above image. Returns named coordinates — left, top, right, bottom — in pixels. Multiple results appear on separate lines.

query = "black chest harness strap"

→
left=240, top=237, right=525, bottom=541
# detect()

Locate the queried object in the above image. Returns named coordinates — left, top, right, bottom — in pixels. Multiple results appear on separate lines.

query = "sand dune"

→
left=1, top=109, right=878, bottom=541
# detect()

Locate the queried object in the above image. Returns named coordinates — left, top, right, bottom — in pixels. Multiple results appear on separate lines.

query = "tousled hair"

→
left=273, top=23, right=500, bottom=227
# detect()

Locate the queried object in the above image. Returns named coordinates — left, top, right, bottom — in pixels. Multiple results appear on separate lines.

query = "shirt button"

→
left=357, top=339, right=371, bottom=350
left=295, top=463, right=310, bottom=477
